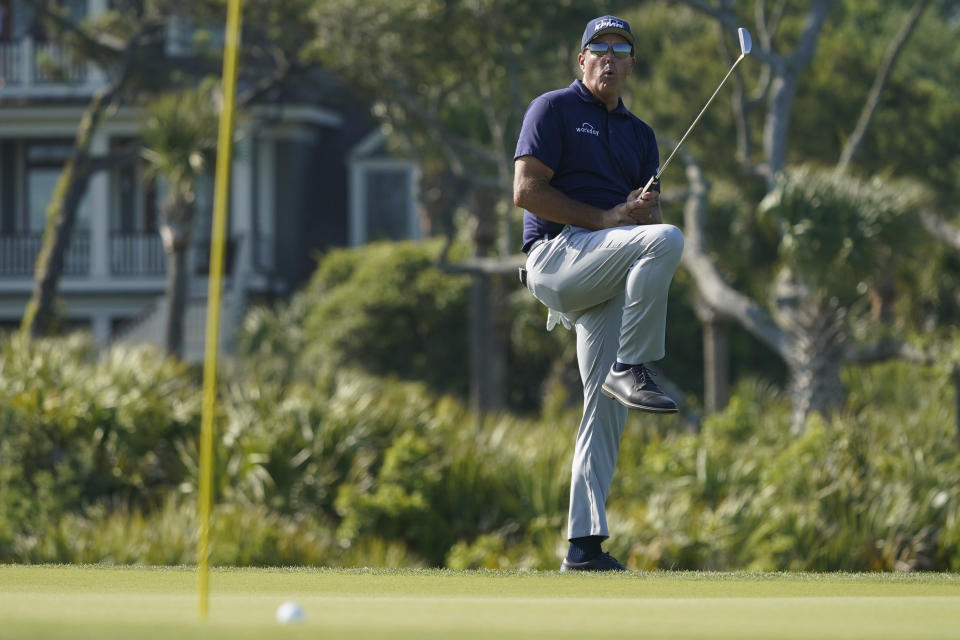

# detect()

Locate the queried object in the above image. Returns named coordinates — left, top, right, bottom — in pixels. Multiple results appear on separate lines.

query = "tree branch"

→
left=236, top=47, right=298, bottom=109
left=390, top=81, right=468, bottom=177
left=678, top=150, right=790, bottom=359
left=388, top=78, right=506, bottom=183
left=679, top=0, right=835, bottom=182
left=676, top=0, right=779, bottom=67
left=788, top=0, right=839, bottom=70
left=750, top=0, right=778, bottom=102
left=921, top=210, right=960, bottom=252
left=845, top=340, right=937, bottom=366
left=836, top=0, right=931, bottom=170
left=714, top=20, right=753, bottom=170
left=24, top=0, right=144, bottom=57
left=762, top=0, right=837, bottom=181
left=675, top=0, right=741, bottom=29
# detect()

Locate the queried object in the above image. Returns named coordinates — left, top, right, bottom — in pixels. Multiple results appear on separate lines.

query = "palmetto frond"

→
left=140, top=81, right=219, bottom=196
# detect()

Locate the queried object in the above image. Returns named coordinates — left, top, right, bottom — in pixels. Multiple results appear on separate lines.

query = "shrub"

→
left=2, top=301, right=957, bottom=571
left=612, top=368, right=960, bottom=572
left=28, top=495, right=342, bottom=567
left=0, top=334, right=198, bottom=560
left=300, top=240, right=472, bottom=397
left=238, top=239, right=604, bottom=414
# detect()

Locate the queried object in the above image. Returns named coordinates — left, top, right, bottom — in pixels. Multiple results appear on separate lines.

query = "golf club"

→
left=638, top=27, right=752, bottom=199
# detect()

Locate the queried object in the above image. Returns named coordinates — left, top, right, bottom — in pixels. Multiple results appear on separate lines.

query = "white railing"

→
left=34, top=41, right=88, bottom=84
left=0, top=232, right=90, bottom=277
left=110, top=233, right=166, bottom=276
left=0, top=38, right=88, bottom=87
left=0, top=40, right=25, bottom=84
left=0, top=232, right=171, bottom=278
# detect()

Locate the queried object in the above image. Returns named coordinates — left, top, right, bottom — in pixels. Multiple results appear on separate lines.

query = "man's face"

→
left=578, top=34, right=635, bottom=106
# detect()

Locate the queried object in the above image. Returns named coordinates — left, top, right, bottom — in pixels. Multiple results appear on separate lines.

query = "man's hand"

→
left=603, top=189, right=662, bottom=227
left=630, top=189, right=663, bottom=225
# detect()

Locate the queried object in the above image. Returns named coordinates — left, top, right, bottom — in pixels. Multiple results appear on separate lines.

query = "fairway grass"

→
left=2, top=566, right=959, bottom=639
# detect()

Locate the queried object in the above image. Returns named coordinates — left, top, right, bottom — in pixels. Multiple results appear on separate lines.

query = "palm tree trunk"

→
left=468, top=188, right=505, bottom=414
left=696, top=298, right=730, bottom=414
left=164, top=242, right=190, bottom=359
left=160, top=195, right=194, bottom=359
left=783, top=303, right=848, bottom=433
left=787, top=354, right=846, bottom=434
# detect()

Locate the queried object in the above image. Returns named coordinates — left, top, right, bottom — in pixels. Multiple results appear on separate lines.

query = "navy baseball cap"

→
left=581, top=15, right=634, bottom=49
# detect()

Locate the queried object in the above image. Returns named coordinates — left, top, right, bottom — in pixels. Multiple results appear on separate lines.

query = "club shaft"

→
left=639, top=53, right=745, bottom=198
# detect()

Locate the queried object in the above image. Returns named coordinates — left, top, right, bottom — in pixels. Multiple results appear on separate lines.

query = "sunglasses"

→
left=584, top=42, right=633, bottom=59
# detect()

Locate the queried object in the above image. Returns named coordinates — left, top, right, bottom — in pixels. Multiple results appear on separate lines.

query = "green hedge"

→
left=240, top=239, right=581, bottom=413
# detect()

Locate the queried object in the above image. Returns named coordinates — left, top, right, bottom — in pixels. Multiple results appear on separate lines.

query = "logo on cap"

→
left=595, top=19, right=625, bottom=32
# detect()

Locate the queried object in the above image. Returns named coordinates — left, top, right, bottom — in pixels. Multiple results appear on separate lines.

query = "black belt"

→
left=526, top=237, right=549, bottom=254
left=519, top=237, right=550, bottom=286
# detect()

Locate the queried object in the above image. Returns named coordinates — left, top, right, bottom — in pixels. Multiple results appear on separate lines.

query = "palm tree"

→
left=140, top=83, right=218, bottom=359
left=685, top=163, right=925, bottom=432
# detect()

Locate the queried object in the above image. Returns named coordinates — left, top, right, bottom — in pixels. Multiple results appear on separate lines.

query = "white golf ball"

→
left=276, top=601, right=305, bottom=624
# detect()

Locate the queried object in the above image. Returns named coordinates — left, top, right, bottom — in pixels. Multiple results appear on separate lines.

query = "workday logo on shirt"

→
left=576, top=122, right=600, bottom=136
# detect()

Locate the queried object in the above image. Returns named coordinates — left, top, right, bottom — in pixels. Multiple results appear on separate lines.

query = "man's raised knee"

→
left=656, top=224, right=684, bottom=256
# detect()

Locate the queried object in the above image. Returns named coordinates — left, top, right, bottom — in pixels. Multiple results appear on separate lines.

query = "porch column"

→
left=231, top=132, right=253, bottom=277
left=91, top=313, right=111, bottom=347
left=225, top=132, right=254, bottom=352
left=88, top=132, right=109, bottom=278
left=255, top=134, right=275, bottom=271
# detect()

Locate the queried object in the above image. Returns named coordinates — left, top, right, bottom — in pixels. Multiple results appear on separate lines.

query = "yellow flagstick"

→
left=198, top=0, right=243, bottom=620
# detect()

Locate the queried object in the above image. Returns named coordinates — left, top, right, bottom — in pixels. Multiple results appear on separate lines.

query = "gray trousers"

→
left=524, top=223, right=684, bottom=540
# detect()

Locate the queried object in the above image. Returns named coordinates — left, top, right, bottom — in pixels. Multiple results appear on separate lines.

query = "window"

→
left=109, top=138, right=158, bottom=234
left=0, top=1, right=11, bottom=42
left=0, top=140, right=90, bottom=276
left=25, top=140, right=89, bottom=232
left=2, top=1, right=86, bottom=40
left=2, top=0, right=34, bottom=42
left=361, top=165, right=417, bottom=243
left=348, top=132, right=421, bottom=246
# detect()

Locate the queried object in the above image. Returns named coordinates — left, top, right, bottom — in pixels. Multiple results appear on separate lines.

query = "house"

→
left=0, top=0, right=420, bottom=359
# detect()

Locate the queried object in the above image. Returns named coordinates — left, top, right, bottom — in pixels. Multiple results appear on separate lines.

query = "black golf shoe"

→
left=560, top=552, right=628, bottom=572
left=601, top=364, right=678, bottom=413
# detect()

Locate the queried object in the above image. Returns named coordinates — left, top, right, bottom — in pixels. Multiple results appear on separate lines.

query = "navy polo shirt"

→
left=515, top=79, right=660, bottom=252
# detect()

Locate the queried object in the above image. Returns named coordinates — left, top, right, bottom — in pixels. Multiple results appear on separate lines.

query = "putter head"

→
left=738, top=27, right=752, bottom=56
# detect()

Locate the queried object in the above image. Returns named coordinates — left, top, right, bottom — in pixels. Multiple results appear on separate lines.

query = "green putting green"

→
left=2, top=565, right=959, bottom=639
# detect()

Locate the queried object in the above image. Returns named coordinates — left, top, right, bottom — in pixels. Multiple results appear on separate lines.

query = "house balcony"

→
left=0, top=37, right=98, bottom=97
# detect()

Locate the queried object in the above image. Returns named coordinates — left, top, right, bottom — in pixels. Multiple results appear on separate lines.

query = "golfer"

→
left=514, top=15, right=684, bottom=571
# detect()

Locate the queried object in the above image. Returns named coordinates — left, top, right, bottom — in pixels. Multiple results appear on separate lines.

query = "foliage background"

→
left=4, top=0, right=960, bottom=571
